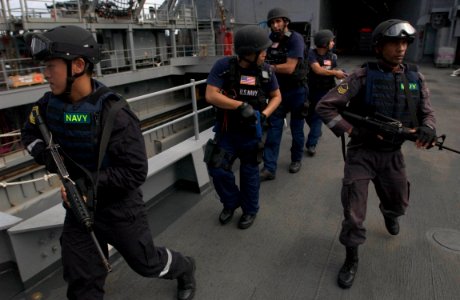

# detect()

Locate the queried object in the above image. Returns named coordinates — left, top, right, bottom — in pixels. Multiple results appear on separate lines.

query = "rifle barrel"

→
left=90, top=231, right=112, bottom=272
left=342, top=111, right=460, bottom=154
left=436, top=143, right=460, bottom=154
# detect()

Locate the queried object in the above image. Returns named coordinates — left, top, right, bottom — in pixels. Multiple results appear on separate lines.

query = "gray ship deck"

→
left=6, top=57, right=460, bottom=300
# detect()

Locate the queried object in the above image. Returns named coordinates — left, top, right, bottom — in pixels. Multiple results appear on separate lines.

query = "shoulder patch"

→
left=29, top=105, right=40, bottom=125
left=337, top=82, right=349, bottom=95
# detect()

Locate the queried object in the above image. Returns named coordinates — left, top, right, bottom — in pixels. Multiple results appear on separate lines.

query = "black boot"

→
left=177, top=256, right=196, bottom=300
left=383, top=215, right=400, bottom=235
left=379, top=204, right=400, bottom=235
left=337, top=247, right=359, bottom=289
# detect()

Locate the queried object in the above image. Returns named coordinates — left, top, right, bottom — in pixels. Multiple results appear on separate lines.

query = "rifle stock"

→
left=34, top=112, right=112, bottom=272
left=342, top=110, right=460, bottom=154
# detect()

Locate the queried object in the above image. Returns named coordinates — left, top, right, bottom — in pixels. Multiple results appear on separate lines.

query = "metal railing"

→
left=2, top=0, right=196, bottom=24
left=131, top=78, right=210, bottom=142
left=0, top=43, right=232, bottom=90
left=0, top=77, right=212, bottom=170
left=99, top=44, right=199, bottom=73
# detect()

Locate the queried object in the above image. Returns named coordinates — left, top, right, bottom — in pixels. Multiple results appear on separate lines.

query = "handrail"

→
left=128, top=79, right=207, bottom=103
left=139, top=78, right=209, bottom=140
left=0, top=79, right=209, bottom=142
left=0, top=78, right=212, bottom=187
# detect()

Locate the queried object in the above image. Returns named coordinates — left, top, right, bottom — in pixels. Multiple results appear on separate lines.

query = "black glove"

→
left=416, top=125, right=436, bottom=148
left=30, top=142, right=57, bottom=173
left=237, top=102, right=257, bottom=124
left=73, top=176, right=96, bottom=210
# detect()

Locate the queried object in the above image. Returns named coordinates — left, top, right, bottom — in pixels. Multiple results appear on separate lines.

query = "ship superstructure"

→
left=0, top=0, right=459, bottom=296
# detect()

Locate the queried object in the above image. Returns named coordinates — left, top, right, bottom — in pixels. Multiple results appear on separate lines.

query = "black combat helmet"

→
left=372, top=19, right=416, bottom=47
left=267, top=7, right=291, bottom=24
left=234, top=25, right=272, bottom=56
left=26, top=25, right=100, bottom=64
left=314, top=29, right=334, bottom=48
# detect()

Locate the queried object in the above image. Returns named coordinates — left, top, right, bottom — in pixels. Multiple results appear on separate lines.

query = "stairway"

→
left=197, top=19, right=216, bottom=57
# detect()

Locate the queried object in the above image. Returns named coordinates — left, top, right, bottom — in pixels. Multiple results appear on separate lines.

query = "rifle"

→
left=342, top=110, right=460, bottom=154
left=34, top=112, right=112, bottom=272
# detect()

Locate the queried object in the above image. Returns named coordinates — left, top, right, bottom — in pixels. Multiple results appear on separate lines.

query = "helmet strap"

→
left=63, top=60, right=74, bottom=96
left=63, top=59, right=86, bottom=97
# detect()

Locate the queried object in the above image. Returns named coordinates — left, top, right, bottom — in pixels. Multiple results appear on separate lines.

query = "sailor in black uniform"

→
left=21, top=25, right=196, bottom=300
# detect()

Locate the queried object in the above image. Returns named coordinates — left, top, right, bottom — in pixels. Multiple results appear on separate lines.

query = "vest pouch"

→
left=292, top=60, right=309, bottom=86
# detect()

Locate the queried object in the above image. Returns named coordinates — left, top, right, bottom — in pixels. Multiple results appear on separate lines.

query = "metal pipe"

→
left=1, top=0, right=8, bottom=24
left=77, top=0, right=82, bottom=22
left=0, top=60, right=9, bottom=91
left=142, top=106, right=212, bottom=135
left=449, top=0, right=459, bottom=47
left=91, top=25, right=102, bottom=77
left=190, top=79, right=200, bottom=140
left=128, top=25, right=137, bottom=71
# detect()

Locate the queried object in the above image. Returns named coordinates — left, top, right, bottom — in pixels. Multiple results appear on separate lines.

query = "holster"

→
left=203, top=138, right=217, bottom=164
left=256, top=140, right=264, bottom=164
left=301, top=99, right=310, bottom=119
left=203, top=138, right=227, bottom=168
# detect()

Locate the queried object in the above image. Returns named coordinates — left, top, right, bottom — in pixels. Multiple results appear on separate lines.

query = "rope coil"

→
left=0, top=173, right=57, bottom=188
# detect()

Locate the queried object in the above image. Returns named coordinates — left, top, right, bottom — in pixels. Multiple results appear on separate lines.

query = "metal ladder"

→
left=197, top=19, right=216, bottom=56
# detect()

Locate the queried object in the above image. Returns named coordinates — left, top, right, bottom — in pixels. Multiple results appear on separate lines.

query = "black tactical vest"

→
left=364, top=62, right=421, bottom=128
left=347, top=62, right=422, bottom=149
left=46, top=86, right=124, bottom=171
left=307, top=50, right=337, bottom=90
left=216, top=57, right=270, bottom=132
left=266, top=31, right=308, bottom=89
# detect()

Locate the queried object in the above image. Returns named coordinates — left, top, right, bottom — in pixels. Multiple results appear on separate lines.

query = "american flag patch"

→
left=240, top=75, right=256, bottom=86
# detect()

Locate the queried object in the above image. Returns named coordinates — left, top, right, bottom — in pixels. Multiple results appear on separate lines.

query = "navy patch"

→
left=64, top=112, right=91, bottom=124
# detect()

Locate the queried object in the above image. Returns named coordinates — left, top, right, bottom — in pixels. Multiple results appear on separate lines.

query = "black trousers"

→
left=61, top=199, right=189, bottom=300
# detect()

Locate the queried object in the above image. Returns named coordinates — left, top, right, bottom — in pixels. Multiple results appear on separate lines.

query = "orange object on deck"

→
left=7, top=72, right=45, bottom=88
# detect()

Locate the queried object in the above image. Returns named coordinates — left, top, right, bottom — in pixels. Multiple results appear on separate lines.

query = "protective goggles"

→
left=29, top=34, right=55, bottom=60
left=29, top=33, right=88, bottom=61
left=383, top=22, right=416, bottom=38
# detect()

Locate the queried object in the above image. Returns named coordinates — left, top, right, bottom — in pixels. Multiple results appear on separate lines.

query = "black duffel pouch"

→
left=203, top=138, right=227, bottom=168
left=203, top=139, right=218, bottom=163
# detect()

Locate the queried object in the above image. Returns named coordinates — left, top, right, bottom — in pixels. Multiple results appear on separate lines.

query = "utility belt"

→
left=216, top=110, right=265, bottom=136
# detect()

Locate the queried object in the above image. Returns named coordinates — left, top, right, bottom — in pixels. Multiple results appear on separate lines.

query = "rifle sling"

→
left=96, top=99, right=128, bottom=191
